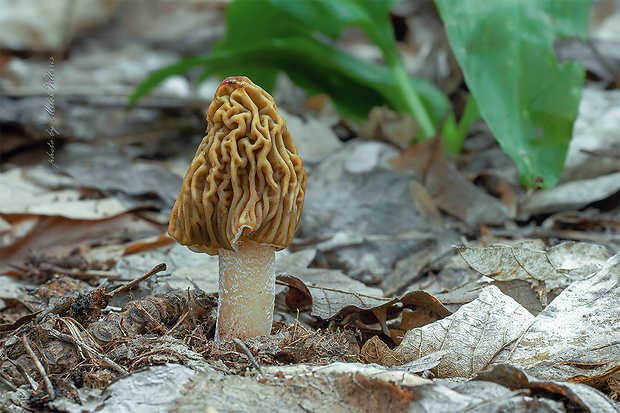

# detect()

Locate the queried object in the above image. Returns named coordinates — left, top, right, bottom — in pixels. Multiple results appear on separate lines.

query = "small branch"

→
left=165, top=310, right=190, bottom=336
left=134, top=303, right=167, bottom=334
left=232, top=338, right=263, bottom=375
left=106, top=263, right=167, bottom=299
left=186, top=288, right=198, bottom=328
left=36, top=296, right=76, bottom=323
left=0, top=371, right=18, bottom=391
left=12, top=361, right=39, bottom=390
left=22, top=335, right=55, bottom=400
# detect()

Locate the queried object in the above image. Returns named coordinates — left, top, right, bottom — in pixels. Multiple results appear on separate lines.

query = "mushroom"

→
left=168, top=76, right=306, bottom=343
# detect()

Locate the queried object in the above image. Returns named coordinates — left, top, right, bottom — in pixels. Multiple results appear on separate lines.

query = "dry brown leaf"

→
left=391, top=137, right=510, bottom=226
left=278, top=273, right=450, bottom=330
left=475, top=363, right=619, bottom=412
left=0, top=213, right=160, bottom=274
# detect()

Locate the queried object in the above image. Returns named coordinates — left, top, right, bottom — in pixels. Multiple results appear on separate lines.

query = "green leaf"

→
left=270, top=0, right=438, bottom=137
left=130, top=0, right=447, bottom=134
left=129, top=56, right=210, bottom=104
left=217, top=0, right=310, bottom=45
left=131, top=36, right=448, bottom=122
left=270, top=0, right=402, bottom=51
left=442, top=95, right=479, bottom=154
left=435, top=0, right=590, bottom=188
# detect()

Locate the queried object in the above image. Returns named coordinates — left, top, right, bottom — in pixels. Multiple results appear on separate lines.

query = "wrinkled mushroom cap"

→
left=168, top=76, right=306, bottom=255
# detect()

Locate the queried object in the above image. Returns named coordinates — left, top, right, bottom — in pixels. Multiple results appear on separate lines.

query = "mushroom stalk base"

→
left=216, top=239, right=276, bottom=343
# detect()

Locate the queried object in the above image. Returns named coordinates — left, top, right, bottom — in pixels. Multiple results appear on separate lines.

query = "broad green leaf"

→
left=435, top=0, right=590, bottom=188
left=270, top=0, right=401, bottom=52
left=269, top=0, right=438, bottom=137
left=217, top=0, right=310, bottom=45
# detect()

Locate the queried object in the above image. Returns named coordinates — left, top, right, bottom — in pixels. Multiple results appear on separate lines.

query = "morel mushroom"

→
left=168, top=76, right=306, bottom=343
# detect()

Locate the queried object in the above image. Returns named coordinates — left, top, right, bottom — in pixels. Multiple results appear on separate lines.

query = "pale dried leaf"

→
left=380, top=242, right=437, bottom=296
left=504, top=253, right=620, bottom=381
left=458, top=242, right=612, bottom=293
left=0, top=0, right=117, bottom=51
left=280, top=108, right=342, bottom=164
left=434, top=279, right=544, bottom=315
left=263, top=362, right=431, bottom=387
left=394, top=286, right=535, bottom=378
left=306, top=284, right=391, bottom=320
left=391, top=137, right=511, bottom=226
left=115, top=242, right=219, bottom=293
left=300, top=140, right=434, bottom=278
left=562, top=89, right=620, bottom=182
left=50, top=364, right=198, bottom=413
left=361, top=335, right=446, bottom=370
left=173, top=363, right=425, bottom=413
left=0, top=169, right=129, bottom=219
left=457, top=244, right=562, bottom=282
left=546, top=241, right=609, bottom=278
left=519, top=172, right=620, bottom=216
left=280, top=270, right=450, bottom=328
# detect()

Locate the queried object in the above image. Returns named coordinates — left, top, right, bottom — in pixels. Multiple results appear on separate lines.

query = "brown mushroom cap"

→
left=168, top=76, right=306, bottom=255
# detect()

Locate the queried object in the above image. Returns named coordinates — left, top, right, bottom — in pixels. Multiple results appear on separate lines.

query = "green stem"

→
left=384, top=49, right=436, bottom=139
left=457, top=94, right=479, bottom=138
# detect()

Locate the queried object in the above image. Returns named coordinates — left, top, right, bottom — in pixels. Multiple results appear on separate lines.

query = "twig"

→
left=232, top=338, right=264, bottom=375
left=12, top=361, right=38, bottom=390
left=187, top=288, right=198, bottom=327
left=57, top=317, right=103, bottom=353
left=44, top=328, right=128, bottom=375
left=165, top=310, right=190, bottom=336
left=0, top=371, right=17, bottom=391
left=106, top=263, right=167, bottom=299
left=283, top=332, right=314, bottom=349
left=22, top=335, right=55, bottom=400
left=36, top=296, right=76, bottom=323
left=35, top=263, right=167, bottom=324
left=287, top=318, right=312, bottom=348
left=292, top=310, right=300, bottom=341
left=134, top=303, right=167, bottom=334
left=7, top=263, right=46, bottom=281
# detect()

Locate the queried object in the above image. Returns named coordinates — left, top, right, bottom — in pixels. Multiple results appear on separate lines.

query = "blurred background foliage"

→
left=131, top=0, right=591, bottom=188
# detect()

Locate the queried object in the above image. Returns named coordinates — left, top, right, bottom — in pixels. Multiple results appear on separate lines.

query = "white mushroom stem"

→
left=215, top=238, right=276, bottom=343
